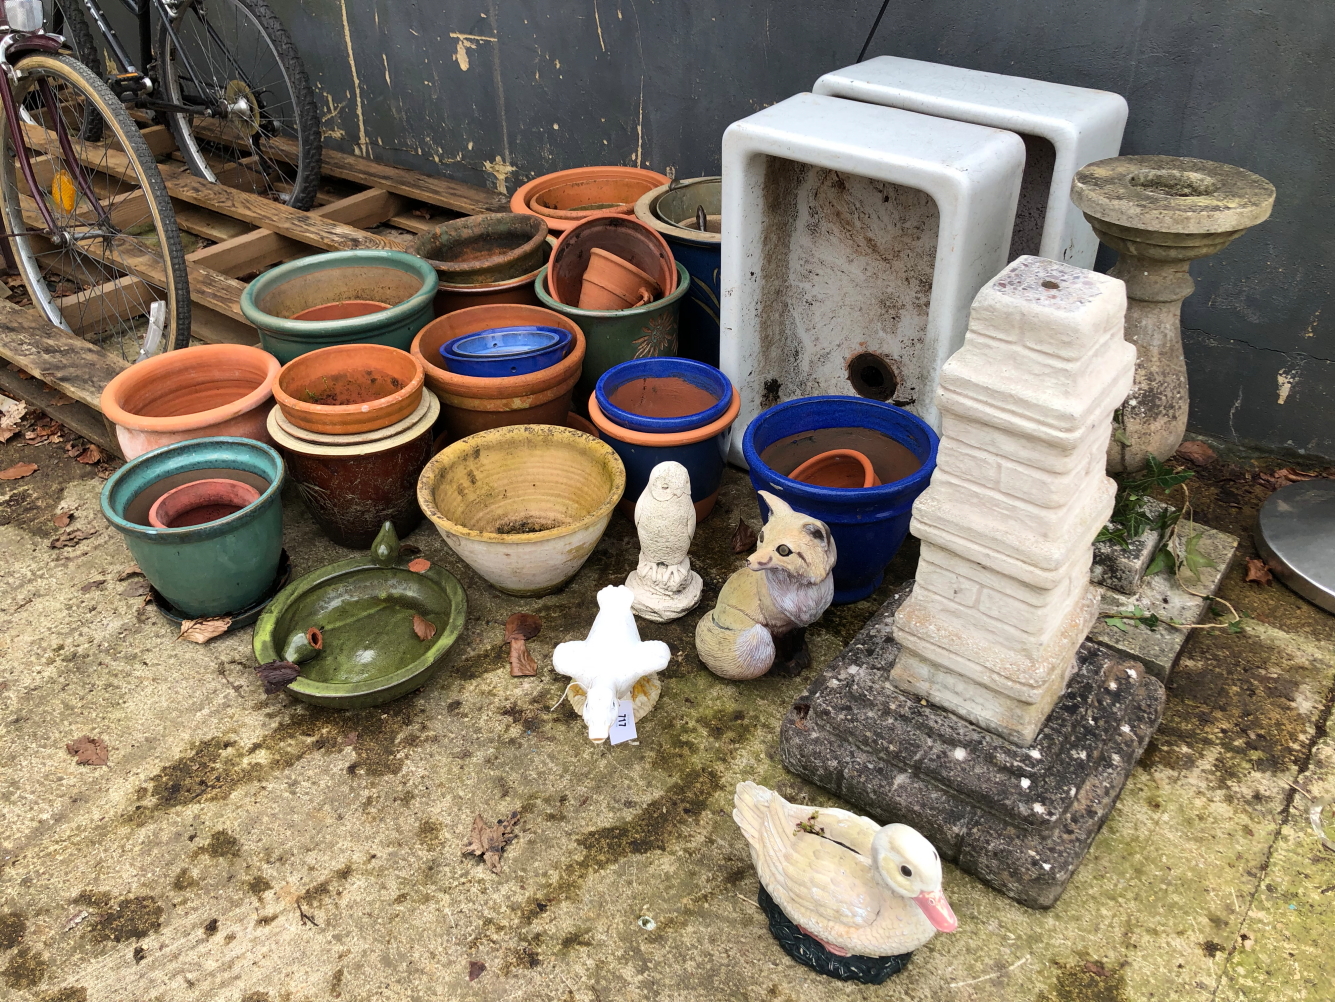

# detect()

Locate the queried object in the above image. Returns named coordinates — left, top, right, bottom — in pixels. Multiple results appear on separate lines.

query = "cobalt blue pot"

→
left=634, top=178, right=721, bottom=366
left=440, top=325, right=573, bottom=377
left=742, top=396, right=939, bottom=604
left=594, top=356, right=731, bottom=434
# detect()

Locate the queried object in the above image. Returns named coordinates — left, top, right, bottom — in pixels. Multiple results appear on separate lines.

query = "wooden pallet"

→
left=0, top=126, right=507, bottom=456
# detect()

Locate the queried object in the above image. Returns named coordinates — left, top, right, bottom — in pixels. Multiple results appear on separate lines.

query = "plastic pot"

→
left=635, top=178, right=722, bottom=366
left=587, top=386, right=739, bottom=522
left=241, top=250, right=438, bottom=364
left=99, top=437, right=285, bottom=617
left=535, top=263, right=689, bottom=409
left=594, top=356, right=731, bottom=434
left=417, top=423, right=625, bottom=596
left=510, top=166, right=670, bottom=232
left=547, top=213, right=677, bottom=307
left=147, top=478, right=261, bottom=528
left=414, top=213, right=549, bottom=286
left=100, top=343, right=280, bottom=460
left=273, top=343, right=425, bottom=436
left=411, top=304, right=586, bottom=444
left=266, top=393, right=440, bottom=549
left=742, top=396, right=939, bottom=604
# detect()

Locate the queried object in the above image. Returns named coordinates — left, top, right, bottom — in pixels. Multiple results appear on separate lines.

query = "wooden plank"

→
left=0, top=364, right=121, bottom=458
left=138, top=126, right=177, bottom=158
left=0, top=300, right=127, bottom=410
left=172, top=202, right=254, bottom=243
left=315, top=188, right=409, bottom=228
left=53, top=276, right=154, bottom=337
left=189, top=305, right=260, bottom=347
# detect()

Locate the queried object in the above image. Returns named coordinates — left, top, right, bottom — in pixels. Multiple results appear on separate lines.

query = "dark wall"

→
left=272, top=0, right=1335, bottom=459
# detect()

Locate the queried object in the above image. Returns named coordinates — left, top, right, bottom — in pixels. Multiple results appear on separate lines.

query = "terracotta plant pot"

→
left=147, top=478, right=262, bottom=528
left=510, top=167, right=670, bottom=233
left=415, top=213, right=549, bottom=286
left=411, top=304, right=586, bottom=444
left=100, top=343, right=281, bottom=460
left=788, top=449, right=881, bottom=489
left=273, top=344, right=425, bottom=436
left=266, top=393, right=441, bottom=549
left=579, top=248, right=661, bottom=310
left=548, top=213, right=677, bottom=307
left=417, top=424, right=626, bottom=596
left=240, top=250, right=438, bottom=364
left=289, top=300, right=390, bottom=322
left=433, top=264, right=547, bottom=318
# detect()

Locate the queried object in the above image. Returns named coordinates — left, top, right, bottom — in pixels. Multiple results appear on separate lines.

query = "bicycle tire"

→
left=158, top=0, right=321, bottom=210
left=47, top=1, right=105, bottom=143
left=0, top=54, right=191, bottom=354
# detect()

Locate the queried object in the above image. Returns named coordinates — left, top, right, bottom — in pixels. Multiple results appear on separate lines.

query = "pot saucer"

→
left=270, top=391, right=434, bottom=446
left=150, top=549, right=293, bottom=632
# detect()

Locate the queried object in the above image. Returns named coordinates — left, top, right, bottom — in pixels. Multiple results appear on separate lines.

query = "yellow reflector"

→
left=51, top=170, right=78, bottom=213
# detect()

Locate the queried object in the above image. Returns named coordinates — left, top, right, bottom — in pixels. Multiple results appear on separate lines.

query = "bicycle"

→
left=50, top=0, right=321, bottom=210
left=0, top=0, right=190, bottom=356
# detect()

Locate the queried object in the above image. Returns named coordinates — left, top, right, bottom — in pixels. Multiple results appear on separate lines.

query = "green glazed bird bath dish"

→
left=253, top=522, right=467, bottom=708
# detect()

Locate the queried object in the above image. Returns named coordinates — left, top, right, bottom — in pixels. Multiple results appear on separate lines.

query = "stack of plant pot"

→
left=240, top=249, right=438, bottom=363
left=414, top=213, right=553, bottom=317
left=534, top=212, right=691, bottom=406
left=510, top=166, right=670, bottom=232
left=265, top=343, right=439, bottom=548
left=586, top=356, right=738, bottom=521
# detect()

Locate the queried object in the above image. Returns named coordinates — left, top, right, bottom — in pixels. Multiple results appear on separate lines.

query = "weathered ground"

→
left=1, top=421, right=1332, bottom=1002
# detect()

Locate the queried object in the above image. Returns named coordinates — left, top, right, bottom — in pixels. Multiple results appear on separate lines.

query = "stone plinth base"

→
left=779, top=586, right=1164, bottom=909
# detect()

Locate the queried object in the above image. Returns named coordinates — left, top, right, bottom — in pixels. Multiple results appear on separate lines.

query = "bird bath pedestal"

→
left=1070, top=156, right=1274, bottom=473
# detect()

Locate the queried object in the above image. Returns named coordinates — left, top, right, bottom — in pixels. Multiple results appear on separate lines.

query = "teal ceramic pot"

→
left=534, top=263, right=690, bottom=411
left=100, top=437, right=285, bottom=618
left=241, top=250, right=438, bottom=364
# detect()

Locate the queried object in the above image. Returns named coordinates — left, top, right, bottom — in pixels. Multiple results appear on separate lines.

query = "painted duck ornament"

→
left=733, top=782, right=957, bottom=983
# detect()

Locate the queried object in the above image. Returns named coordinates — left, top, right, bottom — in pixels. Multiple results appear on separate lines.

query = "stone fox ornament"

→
left=695, top=491, right=836, bottom=680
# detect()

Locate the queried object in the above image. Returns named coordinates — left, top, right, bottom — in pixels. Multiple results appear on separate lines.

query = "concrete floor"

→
left=0, top=421, right=1332, bottom=1002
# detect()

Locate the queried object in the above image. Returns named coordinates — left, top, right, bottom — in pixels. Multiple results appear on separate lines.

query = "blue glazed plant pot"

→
left=635, top=178, right=721, bottom=366
left=100, top=437, right=286, bottom=618
left=742, top=396, right=939, bottom=604
left=594, top=356, right=731, bottom=434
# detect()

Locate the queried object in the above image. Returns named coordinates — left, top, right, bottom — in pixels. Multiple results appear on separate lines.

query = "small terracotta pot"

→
left=415, top=213, right=549, bottom=286
left=100, top=344, right=281, bottom=459
left=579, top=248, right=661, bottom=310
left=788, top=449, right=881, bottom=489
left=411, top=304, right=586, bottom=444
left=548, top=214, right=676, bottom=308
left=148, top=478, right=262, bottom=528
left=273, top=344, right=425, bottom=436
left=289, top=300, right=390, bottom=322
left=510, top=167, right=670, bottom=233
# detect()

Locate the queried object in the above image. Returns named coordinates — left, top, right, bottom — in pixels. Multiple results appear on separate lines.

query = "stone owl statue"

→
left=625, top=461, right=703, bottom=622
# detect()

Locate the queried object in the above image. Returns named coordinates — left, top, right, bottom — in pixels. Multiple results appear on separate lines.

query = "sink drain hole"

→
left=847, top=352, right=898, bottom=402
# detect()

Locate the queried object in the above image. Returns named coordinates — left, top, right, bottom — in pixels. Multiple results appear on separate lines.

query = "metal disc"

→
left=1256, top=479, right=1335, bottom=613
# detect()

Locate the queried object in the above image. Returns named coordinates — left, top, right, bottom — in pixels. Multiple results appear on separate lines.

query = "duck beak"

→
left=913, top=889, right=957, bottom=932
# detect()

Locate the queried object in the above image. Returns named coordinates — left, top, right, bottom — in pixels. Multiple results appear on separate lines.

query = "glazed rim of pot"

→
left=272, top=343, right=426, bottom=422
left=509, top=167, right=672, bottom=231
left=633, top=179, right=723, bottom=245
left=586, top=386, right=740, bottom=447
left=100, top=344, right=281, bottom=432
left=416, top=424, right=626, bottom=544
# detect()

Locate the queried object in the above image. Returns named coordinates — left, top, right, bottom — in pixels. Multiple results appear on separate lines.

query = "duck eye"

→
left=899, top=865, right=913, bottom=878
left=777, top=544, right=792, bottom=557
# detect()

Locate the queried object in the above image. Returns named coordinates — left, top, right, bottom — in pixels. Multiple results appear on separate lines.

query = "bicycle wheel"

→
left=157, top=0, right=321, bottom=210
left=0, top=54, right=190, bottom=356
left=46, top=1, right=105, bottom=142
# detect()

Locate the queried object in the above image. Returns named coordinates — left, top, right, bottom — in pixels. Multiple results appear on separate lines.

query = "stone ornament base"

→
left=779, top=585, right=1164, bottom=909
left=757, top=886, right=912, bottom=984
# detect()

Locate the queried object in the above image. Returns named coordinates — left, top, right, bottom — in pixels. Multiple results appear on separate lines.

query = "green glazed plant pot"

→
left=534, top=262, right=690, bottom=410
left=241, top=250, right=438, bottom=364
left=99, top=437, right=285, bottom=618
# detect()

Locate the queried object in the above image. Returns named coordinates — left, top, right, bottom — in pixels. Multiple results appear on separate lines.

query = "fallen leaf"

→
left=75, top=444, right=103, bottom=465
left=0, top=400, right=25, bottom=435
left=65, top=735, right=108, bottom=766
left=0, top=427, right=17, bottom=443
left=505, top=613, right=541, bottom=677
left=412, top=207, right=433, bottom=219
left=49, top=393, right=75, bottom=406
left=254, top=660, right=300, bottom=694
left=50, top=527, right=96, bottom=548
left=467, top=960, right=486, bottom=982
left=1261, top=466, right=1321, bottom=490
left=413, top=613, right=437, bottom=641
left=120, top=579, right=151, bottom=598
left=0, top=462, right=37, bottom=480
left=408, top=558, right=431, bottom=573
left=731, top=518, right=758, bottom=554
left=1174, top=440, right=1216, bottom=466
left=79, top=579, right=105, bottom=593
left=116, top=564, right=143, bottom=580
left=1245, top=558, right=1274, bottom=586
left=53, top=510, right=73, bottom=527
left=462, top=810, right=520, bottom=874
left=178, top=616, right=231, bottom=643
left=1084, top=961, right=1110, bottom=978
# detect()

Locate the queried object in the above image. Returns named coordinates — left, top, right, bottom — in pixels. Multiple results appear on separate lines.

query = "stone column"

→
left=890, top=256, right=1134, bottom=746
left=1070, top=156, right=1274, bottom=473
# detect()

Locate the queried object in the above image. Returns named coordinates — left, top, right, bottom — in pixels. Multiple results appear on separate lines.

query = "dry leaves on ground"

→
left=1245, top=557, right=1274, bottom=585
left=0, top=400, right=26, bottom=442
left=505, top=613, right=541, bottom=677
left=73, top=444, right=102, bottom=465
left=1174, top=440, right=1217, bottom=466
left=178, top=616, right=232, bottom=643
left=52, top=510, right=73, bottom=527
left=254, top=660, right=301, bottom=694
left=412, top=613, right=437, bottom=641
left=462, top=811, right=520, bottom=874
left=731, top=518, right=758, bottom=554
left=0, top=462, right=37, bottom=480
left=467, top=961, right=486, bottom=982
left=120, top=579, right=151, bottom=598
left=79, top=579, right=105, bottom=593
left=50, top=527, right=96, bottom=548
left=1258, top=467, right=1327, bottom=490
left=24, top=416, right=64, bottom=445
left=65, top=735, right=109, bottom=766
left=408, top=558, right=431, bottom=573
left=116, top=564, right=143, bottom=580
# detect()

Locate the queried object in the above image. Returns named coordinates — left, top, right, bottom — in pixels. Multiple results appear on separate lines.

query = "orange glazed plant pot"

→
left=411, top=304, right=586, bottom=444
left=273, top=344, right=425, bottom=436
left=510, top=167, right=670, bottom=233
left=100, top=344, right=281, bottom=460
left=788, top=449, right=882, bottom=489
left=579, top=248, right=661, bottom=310
left=547, top=213, right=677, bottom=307
left=147, top=478, right=262, bottom=528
